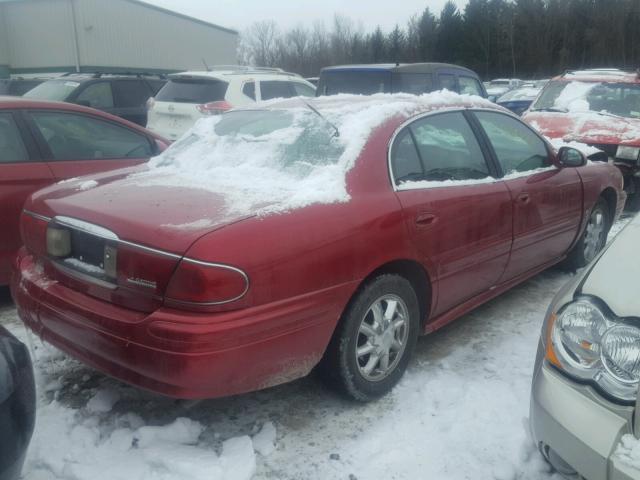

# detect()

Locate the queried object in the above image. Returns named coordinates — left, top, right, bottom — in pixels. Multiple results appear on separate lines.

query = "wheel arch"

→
left=355, top=259, right=432, bottom=330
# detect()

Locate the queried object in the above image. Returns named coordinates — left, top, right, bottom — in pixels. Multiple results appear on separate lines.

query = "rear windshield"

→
left=155, top=78, right=228, bottom=104
left=23, top=79, right=80, bottom=101
left=317, top=71, right=391, bottom=96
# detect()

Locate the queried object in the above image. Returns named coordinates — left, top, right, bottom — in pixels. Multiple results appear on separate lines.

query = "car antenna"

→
left=202, top=58, right=211, bottom=72
left=301, top=99, right=340, bottom=138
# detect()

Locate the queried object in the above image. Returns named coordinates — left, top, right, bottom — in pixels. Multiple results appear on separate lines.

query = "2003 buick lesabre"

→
left=11, top=92, right=625, bottom=401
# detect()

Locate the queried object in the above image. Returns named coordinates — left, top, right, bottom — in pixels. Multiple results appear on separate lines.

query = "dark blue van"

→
left=316, top=63, right=487, bottom=98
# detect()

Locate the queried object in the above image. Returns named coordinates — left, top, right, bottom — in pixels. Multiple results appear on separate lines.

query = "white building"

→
left=0, top=0, right=238, bottom=78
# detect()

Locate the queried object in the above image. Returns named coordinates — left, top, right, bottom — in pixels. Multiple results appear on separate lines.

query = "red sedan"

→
left=11, top=94, right=625, bottom=401
left=0, top=96, right=168, bottom=286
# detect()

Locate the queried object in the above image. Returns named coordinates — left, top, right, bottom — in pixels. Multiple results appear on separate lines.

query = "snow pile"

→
left=614, top=434, right=640, bottom=471
left=545, top=137, right=605, bottom=158
left=25, top=399, right=257, bottom=480
left=125, top=92, right=494, bottom=217
left=252, top=421, right=277, bottom=457
left=553, top=81, right=598, bottom=112
left=79, top=179, right=98, bottom=191
left=86, top=388, right=120, bottom=413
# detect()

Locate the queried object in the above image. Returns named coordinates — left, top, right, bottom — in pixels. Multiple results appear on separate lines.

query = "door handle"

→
left=517, top=193, right=531, bottom=204
left=415, top=213, right=437, bottom=227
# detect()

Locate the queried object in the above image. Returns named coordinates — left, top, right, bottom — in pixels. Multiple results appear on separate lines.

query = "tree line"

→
left=239, top=0, right=640, bottom=80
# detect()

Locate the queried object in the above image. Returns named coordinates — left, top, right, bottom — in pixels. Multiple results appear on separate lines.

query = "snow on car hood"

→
left=580, top=213, right=640, bottom=317
left=123, top=91, right=496, bottom=219
left=524, top=110, right=640, bottom=146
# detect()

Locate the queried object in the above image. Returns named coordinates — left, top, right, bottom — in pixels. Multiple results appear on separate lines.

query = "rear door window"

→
left=459, top=77, right=483, bottom=96
left=112, top=80, right=152, bottom=108
left=438, top=74, right=458, bottom=92
left=155, top=78, right=229, bottom=104
left=260, top=81, right=295, bottom=100
left=408, top=112, right=490, bottom=182
left=29, top=111, right=153, bottom=160
left=0, top=113, right=29, bottom=163
left=391, top=129, right=423, bottom=185
left=75, top=82, right=114, bottom=109
left=392, top=73, right=434, bottom=95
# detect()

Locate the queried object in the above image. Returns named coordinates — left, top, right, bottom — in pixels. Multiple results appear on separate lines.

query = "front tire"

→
left=564, top=199, right=610, bottom=270
left=320, top=274, right=420, bottom=401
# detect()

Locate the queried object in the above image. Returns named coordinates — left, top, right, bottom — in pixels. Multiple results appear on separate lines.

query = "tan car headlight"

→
left=546, top=297, right=640, bottom=403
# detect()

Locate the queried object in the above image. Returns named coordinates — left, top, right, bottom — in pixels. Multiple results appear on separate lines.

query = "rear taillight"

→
left=165, top=259, right=248, bottom=306
left=196, top=100, right=232, bottom=116
left=146, top=97, right=155, bottom=111
left=116, top=244, right=179, bottom=297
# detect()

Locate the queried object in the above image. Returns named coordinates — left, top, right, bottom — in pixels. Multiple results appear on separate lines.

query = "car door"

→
left=471, top=110, right=583, bottom=280
left=390, top=111, right=513, bottom=317
left=24, top=110, right=155, bottom=181
left=0, top=111, right=54, bottom=284
left=112, top=80, right=154, bottom=126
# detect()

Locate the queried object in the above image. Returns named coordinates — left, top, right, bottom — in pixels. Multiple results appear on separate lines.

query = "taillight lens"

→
left=165, top=259, right=248, bottom=306
left=196, top=100, right=232, bottom=115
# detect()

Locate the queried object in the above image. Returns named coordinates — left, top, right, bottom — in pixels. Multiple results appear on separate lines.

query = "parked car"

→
left=305, top=77, right=319, bottom=86
left=530, top=213, right=640, bottom=480
left=11, top=93, right=624, bottom=402
left=23, top=73, right=166, bottom=126
left=497, top=85, right=542, bottom=116
left=316, top=63, right=487, bottom=98
left=486, top=78, right=522, bottom=101
left=0, top=326, right=36, bottom=480
left=523, top=68, right=640, bottom=209
left=146, top=66, right=316, bottom=141
left=0, top=96, right=169, bottom=286
left=0, top=77, right=49, bottom=97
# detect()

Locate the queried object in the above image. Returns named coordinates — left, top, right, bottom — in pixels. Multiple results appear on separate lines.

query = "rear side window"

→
left=30, top=111, right=153, bottom=160
left=76, top=82, right=114, bottom=109
left=406, top=112, right=489, bottom=182
left=112, top=80, right=152, bottom=108
left=291, top=82, right=315, bottom=97
left=459, top=77, right=483, bottom=96
left=438, top=74, right=457, bottom=92
left=318, top=71, right=391, bottom=96
left=260, top=81, right=294, bottom=100
left=474, top=111, right=550, bottom=174
left=392, top=73, right=433, bottom=95
left=155, top=78, right=228, bottom=104
left=0, top=113, right=29, bottom=163
left=391, top=129, right=423, bottom=185
left=242, top=81, right=256, bottom=100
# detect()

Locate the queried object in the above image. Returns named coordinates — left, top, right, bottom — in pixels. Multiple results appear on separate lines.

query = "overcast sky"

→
left=144, top=0, right=468, bottom=33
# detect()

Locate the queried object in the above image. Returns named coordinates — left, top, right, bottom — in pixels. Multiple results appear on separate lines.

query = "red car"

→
left=523, top=68, right=640, bottom=208
left=0, top=96, right=168, bottom=286
left=11, top=95, right=625, bottom=401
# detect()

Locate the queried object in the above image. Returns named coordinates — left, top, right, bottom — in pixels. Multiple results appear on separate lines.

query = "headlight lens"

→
left=615, top=145, right=640, bottom=162
left=547, top=297, right=640, bottom=402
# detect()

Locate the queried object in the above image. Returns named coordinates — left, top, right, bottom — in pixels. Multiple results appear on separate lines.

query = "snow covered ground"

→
left=1, top=215, right=633, bottom=480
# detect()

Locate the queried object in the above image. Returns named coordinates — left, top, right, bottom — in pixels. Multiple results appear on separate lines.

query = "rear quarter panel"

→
left=577, top=162, right=625, bottom=229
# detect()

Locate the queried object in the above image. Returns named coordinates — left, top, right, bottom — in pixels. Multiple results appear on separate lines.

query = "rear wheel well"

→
left=600, top=187, right=617, bottom=228
left=358, top=260, right=431, bottom=329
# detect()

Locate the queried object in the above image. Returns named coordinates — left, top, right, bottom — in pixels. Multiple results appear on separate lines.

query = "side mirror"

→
left=557, top=146, right=587, bottom=168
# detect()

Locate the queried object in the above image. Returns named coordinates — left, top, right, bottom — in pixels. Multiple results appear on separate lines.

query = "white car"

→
left=146, top=66, right=316, bottom=141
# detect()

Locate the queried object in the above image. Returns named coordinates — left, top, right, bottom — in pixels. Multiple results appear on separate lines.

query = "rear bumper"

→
left=11, top=249, right=353, bottom=399
left=530, top=352, right=639, bottom=480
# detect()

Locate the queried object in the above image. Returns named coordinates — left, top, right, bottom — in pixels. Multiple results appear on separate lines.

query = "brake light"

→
left=196, top=100, right=232, bottom=115
left=165, top=259, right=248, bottom=306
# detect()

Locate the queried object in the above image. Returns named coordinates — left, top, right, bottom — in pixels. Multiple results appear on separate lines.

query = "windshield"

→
left=23, top=79, right=80, bottom=101
left=532, top=80, right=640, bottom=118
left=317, top=71, right=391, bottom=96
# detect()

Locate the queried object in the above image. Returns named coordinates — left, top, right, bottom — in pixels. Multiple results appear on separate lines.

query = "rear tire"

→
left=564, top=198, right=610, bottom=270
left=319, top=274, right=420, bottom=401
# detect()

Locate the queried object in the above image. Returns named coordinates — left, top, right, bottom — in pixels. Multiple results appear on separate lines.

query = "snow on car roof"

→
left=562, top=69, right=640, bottom=83
left=126, top=91, right=500, bottom=218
